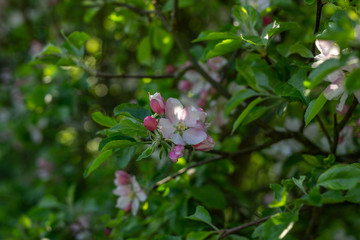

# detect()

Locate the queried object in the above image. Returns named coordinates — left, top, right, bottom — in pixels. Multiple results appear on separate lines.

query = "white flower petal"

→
left=182, top=128, right=207, bottom=145
left=131, top=198, right=140, bottom=216
left=171, top=133, right=186, bottom=145
left=136, top=191, right=147, bottom=202
left=116, top=196, right=131, bottom=209
left=184, top=106, right=200, bottom=127
left=166, top=98, right=183, bottom=124
left=113, top=185, right=131, bottom=196
left=158, top=118, right=175, bottom=139
left=336, top=92, right=348, bottom=112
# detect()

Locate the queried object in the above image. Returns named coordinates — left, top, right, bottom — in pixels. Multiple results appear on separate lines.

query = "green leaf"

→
left=225, top=89, right=258, bottom=116
left=186, top=231, right=215, bottom=240
left=84, top=7, right=100, bottom=23
left=269, top=183, right=287, bottom=208
left=242, top=106, right=268, bottom=125
left=307, top=186, right=322, bottom=206
left=345, top=185, right=360, bottom=203
left=137, top=140, right=159, bottom=161
left=253, top=211, right=298, bottom=240
left=232, top=5, right=261, bottom=29
left=188, top=185, right=226, bottom=209
left=91, top=112, right=118, bottom=128
left=302, top=154, right=323, bottom=167
left=304, top=91, right=327, bottom=126
left=241, top=35, right=264, bottom=46
left=116, top=146, right=137, bottom=169
left=274, top=82, right=308, bottom=104
left=186, top=206, right=218, bottom=231
left=236, top=61, right=259, bottom=91
left=288, top=43, right=313, bottom=58
left=193, top=31, right=240, bottom=42
left=38, top=44, right=62, bottom=56
left=113, top=103, right=151, bottom=121
left=101, top=140, right=137, bottom=151
left=137, top=36, right=151, bottom=66
left=205, top=39, right=243, bottom=59
left=231, top=97, right=263, bottom=135
left=304, top=0, right=315, bottom=4
left=345, top=68, right=360, bottom=94
left=321, top=190, right=345, bottom=204
left=67, top=31, right=91, bottom=49
left=317, top=164, right=360, bottom=190
left=84, top=150, right=112, bottom=177
left=292, top=176, right=307, bottom=194
left=111, top=119, right=148, bottom=138
left=98, top=135, right=135, bottom=151
left=153, top=28, right=174, bottom=55
left=261, top=21, right=298, bottom=45
left=308, top=59, right=342, bottom=89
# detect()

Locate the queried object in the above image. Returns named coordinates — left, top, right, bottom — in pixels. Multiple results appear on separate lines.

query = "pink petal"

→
left=182, top=128, right=207, bottom=145
left=165, top=98, right=183, bottom=124
left=184, top=106, right=200, bottom=127
left=324, top=78, right=345, bottom=100
left=158, top=118, right=175, bottom=139
left=113, top=185, right=131, bottom=196
left=171, top=132, right=186, bottom=145
left=336, top=92, right=348, bottom=112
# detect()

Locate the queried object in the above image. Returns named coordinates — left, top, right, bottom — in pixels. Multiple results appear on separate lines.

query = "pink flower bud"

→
left=178, top=80, right=192, bottom=91
left=336, top=103, right=348, bottom=115
left=149, top=92, right=166, bottom=115
left=197, top=98, right=207, bottom=107
left=193, top=135, right=215, bottom=151
left=144, top=116, right=158, bottom=131
left=165, top=65, right=176, bottom=74
left=262, top=16, right=272, bottom=26
left=115, top=171, right=130, bottom=185
left=168, top=145, right=185, bottom=162
left=104, top=227, right=112, bottom=237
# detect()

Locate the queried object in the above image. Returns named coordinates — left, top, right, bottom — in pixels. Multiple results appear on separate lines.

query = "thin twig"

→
left=311, top=0, right=324, bottom=54
left=171, top=0, right=179, bottom=31
left=153, top=140, right=280, bottom=190
left=331, top=114, right=338, bottom=155
left=152, top=0, right=231, bottom=99
left=95, top=72, right=173, bottom=79
left=338, top=98, right=358, bottom=131
left=218, top=216, right=271, bottom=239
left=316, top=116, right=332, bottom=146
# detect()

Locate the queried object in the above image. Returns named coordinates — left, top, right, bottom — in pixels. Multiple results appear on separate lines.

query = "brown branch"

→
left=218, top=216, right=271, bottom=239
left=152, top=0, right=231, bottom=99
left=171, top=0, right=179, bottom=31
left=316, top=116, right=332, bottom=146
left=95, top=72, right=173, bottom=79
left=331, top=114, right=338, bottom=155
left=153, top=140, right=280, bottom=190
left=338, top=98, right=358, bottom=131
left=312, top=0, right=324, bottom=54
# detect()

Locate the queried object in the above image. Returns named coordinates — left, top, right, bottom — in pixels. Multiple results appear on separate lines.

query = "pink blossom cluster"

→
left=113, top=171, right=146, bottom=216
left=177, top=57, right=228, bottom=107
left=144, top=92, right=215, bottom=162
left=313, top=40, right=360, bottom=112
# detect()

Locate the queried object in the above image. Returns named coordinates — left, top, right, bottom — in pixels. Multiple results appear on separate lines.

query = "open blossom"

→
left=149, top=92, right=166, bottom=115
left=144, top=116, right=158, bottom=131
left=113, top=171, right=146, bottom=216
left=158, top=98, right=207, bottom=145
left=313, top=39, right=360, bottom=111
left=193, top=134, right=215, bottom=151
left=168, top=145, right=185, bottom=162
left=207, top=56, right=228, bottom=72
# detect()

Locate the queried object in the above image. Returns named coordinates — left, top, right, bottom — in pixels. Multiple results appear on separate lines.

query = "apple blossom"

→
left=193, top=134, right=215, bottom=151
left=114, top=170, right=130, bottom=185
left=178, top=80, right=192, bottom=91
left=144, top=116, right=158, bottom=131
left=207, top=56, right=228, bottom=72
left=168, top=145, right=185, bottom=162
left=113, top=172, right=147, bottom=216
left=158, top=98, right=207, bottom=145
left=149, top=92, right=166, bottom=115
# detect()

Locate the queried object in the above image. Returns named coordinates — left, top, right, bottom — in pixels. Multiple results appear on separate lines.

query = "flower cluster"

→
left=178, top=57, right=227, bottom=107
left=144, top=92, right=215, bottom=162
left=113, top=171, right=147, bottom=216
left=313, top=40, right=360, bottom=112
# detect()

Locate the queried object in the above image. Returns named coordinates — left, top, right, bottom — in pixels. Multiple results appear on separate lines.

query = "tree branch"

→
left=312, top=0, right=324, bottom=54
left=171, top=0, right=179, bottom=31
left=95, top=72, right=174, bottom=79
left=152, top=0, right=231, bottom=99
left=338, top=98, right=358, bottom=131
left=218, top=216, right=271, bottom=239
left=316, top=116, right=332, bottom=146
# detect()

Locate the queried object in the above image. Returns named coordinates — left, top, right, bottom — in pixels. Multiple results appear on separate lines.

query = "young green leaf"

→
left=231, top=97, right=263, bottom=135
left=113, top=103, right=151, bottom=121
left=304, top=92, right=327, bottom=126
left=101, top=140, right=137, bottom=151
left=84, top=150, right=112, bottom=177
left=345, top=68, right=360, bottom=94
left=317, top=164, right=360, bottom=190
left=137, top=140, right=159, bottom=161
left=91, top=112, right=118, bottom=128
left=137, top=36, right=152, bottom=66
left=225, top=89, right=258, bottom=116
left=186, top=206, right=218, bottom=231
